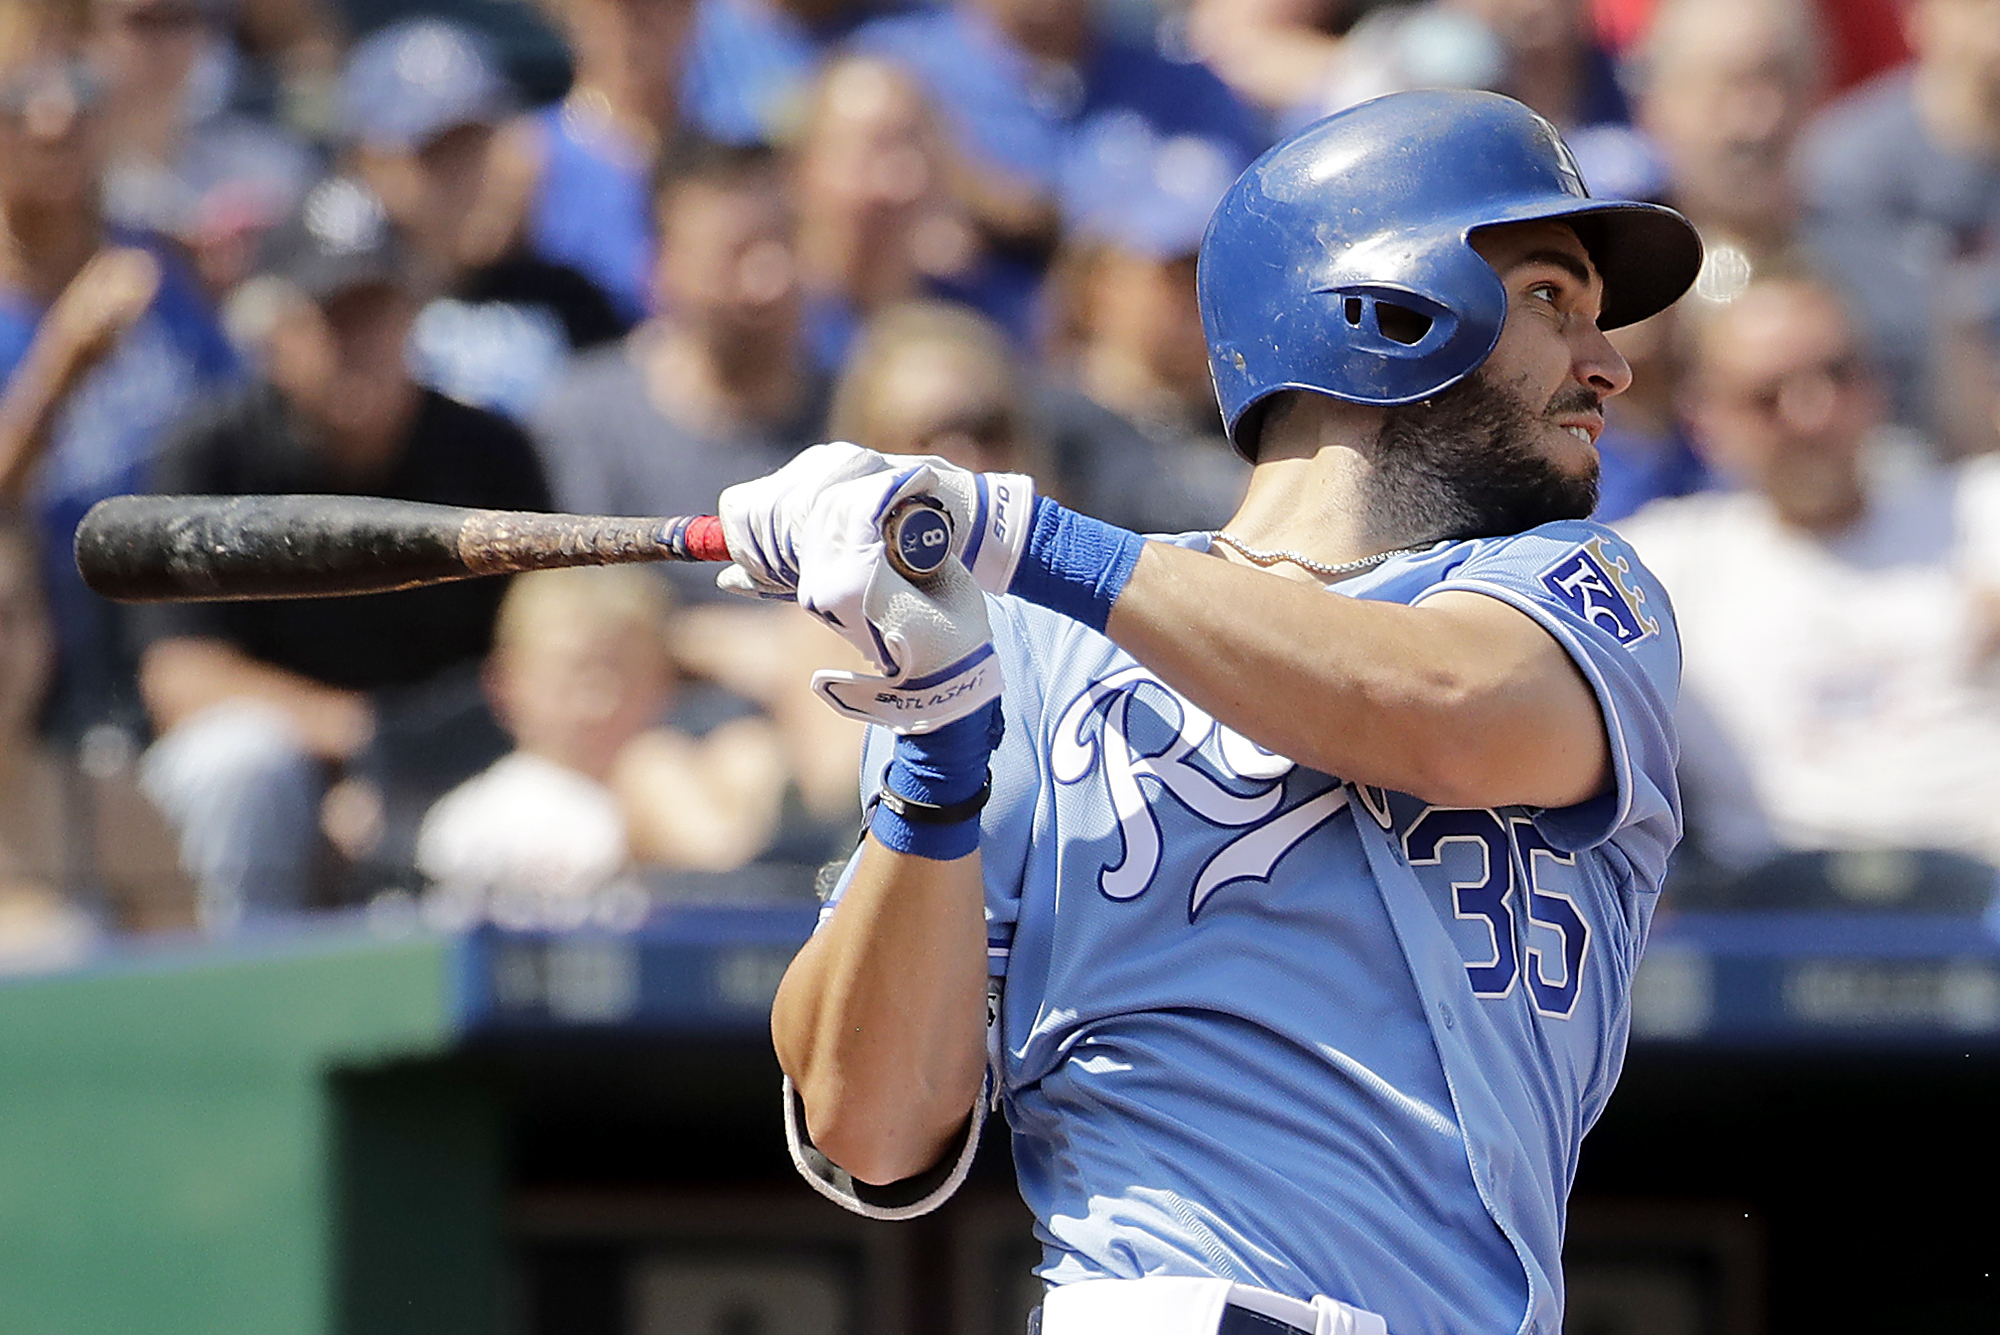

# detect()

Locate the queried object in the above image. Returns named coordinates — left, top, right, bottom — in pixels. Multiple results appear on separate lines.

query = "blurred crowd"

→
left=0, top=0, right=1997, bottom=954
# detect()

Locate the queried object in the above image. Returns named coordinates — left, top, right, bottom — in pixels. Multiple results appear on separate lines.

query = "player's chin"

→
left=1540, top=424, right=1601, bottom=479
left=1526, top=434, right=1601, bottom=523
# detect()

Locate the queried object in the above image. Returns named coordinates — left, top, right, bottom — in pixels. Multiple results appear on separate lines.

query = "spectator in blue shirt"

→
left=88, top=0, right=317, bottom=302
left=682, top=0, right=901, bottom=146
left=790, top=53, right=1027, bottom=369
left=1592, top=308, right=1712, bottom=521
left=1038, top=115, right=1250, bottom=533
left=850, top=0, right=1267, bottom=333
left=0, top=0, right=236, bottom=737
left=464, top=0, right=696, bottom=324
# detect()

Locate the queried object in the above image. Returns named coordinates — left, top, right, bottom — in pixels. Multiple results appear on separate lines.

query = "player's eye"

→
left=1527, top=281, right=1561, bottom=305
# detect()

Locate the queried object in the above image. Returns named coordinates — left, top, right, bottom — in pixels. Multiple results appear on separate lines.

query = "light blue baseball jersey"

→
left=824, top=520, right=1680, bottom=1335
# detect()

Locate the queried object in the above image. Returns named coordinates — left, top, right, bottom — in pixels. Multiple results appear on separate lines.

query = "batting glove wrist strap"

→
left=920, top=467, right=1037, bottom=595
left=1007, top=497, right=1147, bottom=632
left=870, top=701, right=1003, bottom=860
left=813, top=642, right=1002, bottom=734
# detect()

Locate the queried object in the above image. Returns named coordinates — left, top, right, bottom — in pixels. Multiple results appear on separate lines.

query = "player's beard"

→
left=1367, top=373, right=1600, bottom=542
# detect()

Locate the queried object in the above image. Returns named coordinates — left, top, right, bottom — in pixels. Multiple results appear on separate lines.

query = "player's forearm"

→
left=771, top=839, right=990, bottom=1185
left=1102, top=540, right=1608, bottom=809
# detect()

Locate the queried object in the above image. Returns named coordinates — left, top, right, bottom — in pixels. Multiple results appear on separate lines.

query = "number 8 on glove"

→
left=881, top=497, right=954, bottom=582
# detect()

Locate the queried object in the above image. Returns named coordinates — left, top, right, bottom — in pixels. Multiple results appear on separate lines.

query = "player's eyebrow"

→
left=1511, top=248, right=1595, bottom=289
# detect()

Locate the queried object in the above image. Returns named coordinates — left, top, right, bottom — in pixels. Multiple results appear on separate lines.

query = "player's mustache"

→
left=1544, top=387, right=1603, bottom=421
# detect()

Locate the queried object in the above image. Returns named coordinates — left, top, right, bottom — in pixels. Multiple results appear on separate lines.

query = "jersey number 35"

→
left=1404, top=808, right=1590, bottom=1020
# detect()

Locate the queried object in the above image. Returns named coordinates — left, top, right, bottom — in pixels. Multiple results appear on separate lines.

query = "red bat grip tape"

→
left=681, top=515, right=729, bottom=562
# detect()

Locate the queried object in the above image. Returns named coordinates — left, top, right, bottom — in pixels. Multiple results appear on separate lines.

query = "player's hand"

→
left=888, top=454, right=1037, bottom=596
left=715, top=442, right=894, bottom=599
left=796, top=467, right=1002, bottom=734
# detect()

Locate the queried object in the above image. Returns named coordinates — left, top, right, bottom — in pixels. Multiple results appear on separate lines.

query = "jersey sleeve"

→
left=1412, top=520, right=1681, bottom=876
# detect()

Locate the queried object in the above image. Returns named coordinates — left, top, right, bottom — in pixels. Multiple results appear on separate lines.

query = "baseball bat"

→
left=74, top=493, right=954, bottom=603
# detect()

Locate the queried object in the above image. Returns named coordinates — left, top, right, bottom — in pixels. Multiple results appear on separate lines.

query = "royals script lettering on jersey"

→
left=823, top=521, right=1681, bottom=1335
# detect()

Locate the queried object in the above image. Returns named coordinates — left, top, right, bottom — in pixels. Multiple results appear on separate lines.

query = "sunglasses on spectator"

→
left=1728, top=353, right=1866, bottom=417
left=920, top=406, right=1016, bottom=448
left=0, top=60, right=102, bottom=122
left=115, top=1, right=210, bottom=34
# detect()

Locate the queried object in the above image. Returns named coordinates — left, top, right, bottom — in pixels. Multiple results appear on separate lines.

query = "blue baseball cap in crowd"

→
left=1060, top=112, right=1249, bottom=261
left=338, top=18, right=515, bottom=152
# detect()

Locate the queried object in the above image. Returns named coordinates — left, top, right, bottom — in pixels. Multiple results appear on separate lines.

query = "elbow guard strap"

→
left=782, top=1072, right=987, bottom=1220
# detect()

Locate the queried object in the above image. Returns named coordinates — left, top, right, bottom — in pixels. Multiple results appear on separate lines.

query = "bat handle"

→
left=882, top=496, right=953, bottom=582
left=661, top=514, right=731, bottom=563
left=666, top=500, right=954, bottom=582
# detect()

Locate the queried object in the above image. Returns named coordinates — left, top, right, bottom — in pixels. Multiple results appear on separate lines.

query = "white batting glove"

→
left=715, top=441, right=893, bottom=599
left=889, top=455, right=1037, bottom=596
left=796, top=467, right=1003, bottom=734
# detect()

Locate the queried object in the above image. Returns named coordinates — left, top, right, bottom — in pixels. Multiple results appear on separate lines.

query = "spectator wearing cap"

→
left=530, top=140, right=822, bottom=604
left=1035, top=119, right=1249, bottom=534
left=134, top=177, right=550, bottom=931
left=337, top=17, right=627, bottom=419
left=789, top=54, right=1018, bottom=372
left=463, top=0, right=695, bottom=324
left=1797, top=0, right=2000, bottom=429
left=88, top=0, right=316, bottom=301
left=0, top=0, right=238, bottom=739
left=848, top=0, right=1268, bottom=337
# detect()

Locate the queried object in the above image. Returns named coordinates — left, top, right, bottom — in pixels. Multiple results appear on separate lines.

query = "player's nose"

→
left=1574, top=319, right=1634, bottom=399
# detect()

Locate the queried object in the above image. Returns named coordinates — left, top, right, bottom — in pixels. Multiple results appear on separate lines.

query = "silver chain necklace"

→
left=1211, top=531, right=1427, bottom=578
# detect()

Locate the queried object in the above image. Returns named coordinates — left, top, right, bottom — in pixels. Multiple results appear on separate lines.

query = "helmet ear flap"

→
left=1321, top=285, right=1457, bottom=358
left=1310, top=243, right=1508, bottom=406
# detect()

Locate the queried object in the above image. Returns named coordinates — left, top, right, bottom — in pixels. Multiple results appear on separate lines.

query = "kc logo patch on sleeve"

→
left=1540, top=536, right=1659, bottom=647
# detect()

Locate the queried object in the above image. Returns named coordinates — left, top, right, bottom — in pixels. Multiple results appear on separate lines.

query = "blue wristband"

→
left=1006, top=497, right=1146, bottom=633
left=870, top=701, right=1004, bottom=860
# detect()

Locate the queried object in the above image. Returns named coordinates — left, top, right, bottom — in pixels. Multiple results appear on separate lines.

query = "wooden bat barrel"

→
left=74, top=495, right=728, bottom=603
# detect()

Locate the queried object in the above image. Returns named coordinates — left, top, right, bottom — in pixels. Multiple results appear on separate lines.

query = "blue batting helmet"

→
left=1198, top=90, right=1703, bottom=455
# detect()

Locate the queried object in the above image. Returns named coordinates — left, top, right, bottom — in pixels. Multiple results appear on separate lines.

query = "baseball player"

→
left=719, top=90, right=1702, bottom=1335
